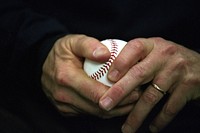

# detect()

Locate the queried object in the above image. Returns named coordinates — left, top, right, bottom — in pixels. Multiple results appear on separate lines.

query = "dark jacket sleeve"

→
left=0, top=0, right=68, bottom=89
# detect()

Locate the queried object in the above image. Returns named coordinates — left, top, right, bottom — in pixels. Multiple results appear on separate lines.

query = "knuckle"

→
left=76, top=81, right=103, bottom=103
left=142, top=89, right=160, bottom=106
left=129, top=39, right=146, bottom=53
left=129, top=92, right=140, bottom=102
left=169, top=56, right=188, bottom=73
left=52, top=88, right=73, bottom=104
left=111, top=85, right=126, bottom=100
left=164, top=104, right=177, bottom=117
left=68, top=34, right=86, bottom=42
left=55, top=69, right=70, bottom=85
left=126, top=114, right=141, bottom=128
left=115, top=55, right=130, bottom=68
left=161, top=44, right=178, bottom=56
left=153, top=77, right=166, bottom=86
left=175, top=56, right=188, bottom=69
left=77, top=35, right=97, bottom=46
left=185, top=76, right=200, bottom=85
left=52, top=89, right=66, bottom=102
left=150, top=37, right=179, bottom=56
left=76, top=35, right=88, bottom=43
left=89, top=90, right=102, bottom=103
left=151, top=37, right=165, bottom=43
left=130, top=65, right=147, bottom=80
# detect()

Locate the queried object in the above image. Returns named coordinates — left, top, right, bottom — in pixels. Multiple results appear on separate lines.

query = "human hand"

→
left=41, top=34, right=139, bottom=118
left=99, top=37, right=200, bottom=132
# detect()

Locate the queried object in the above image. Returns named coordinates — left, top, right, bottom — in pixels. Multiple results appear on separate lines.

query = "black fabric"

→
left=0, top=0, right=200, bottom=132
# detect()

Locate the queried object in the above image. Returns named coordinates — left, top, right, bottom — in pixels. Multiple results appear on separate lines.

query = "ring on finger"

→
left=151, top=83, right=166, bottom=95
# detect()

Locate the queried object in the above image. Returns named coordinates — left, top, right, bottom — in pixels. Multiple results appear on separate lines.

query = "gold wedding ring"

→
left=151, top=83, right=166, bottom=95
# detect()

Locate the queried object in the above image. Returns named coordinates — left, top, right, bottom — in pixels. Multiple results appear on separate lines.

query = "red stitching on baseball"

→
left=90, top=39, right=118, bottom=80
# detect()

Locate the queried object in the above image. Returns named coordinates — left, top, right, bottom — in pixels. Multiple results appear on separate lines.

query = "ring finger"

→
left=122, top=69, right=179, bottom=133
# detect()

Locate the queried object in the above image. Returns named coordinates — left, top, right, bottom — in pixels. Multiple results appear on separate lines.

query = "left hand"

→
left=41, top=34, right=139, bottom=118
left=99, top=37, right=200, bottom=132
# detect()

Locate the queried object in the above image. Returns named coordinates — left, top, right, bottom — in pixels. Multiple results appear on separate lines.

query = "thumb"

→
left=68, top=34, right=111, bottom=62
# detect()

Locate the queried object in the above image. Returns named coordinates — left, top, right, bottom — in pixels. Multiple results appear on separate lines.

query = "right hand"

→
left=41, top=35, right=139, bottom=118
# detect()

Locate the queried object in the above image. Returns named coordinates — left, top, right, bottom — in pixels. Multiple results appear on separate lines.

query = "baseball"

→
left=83, top=39, right=127, bottom=87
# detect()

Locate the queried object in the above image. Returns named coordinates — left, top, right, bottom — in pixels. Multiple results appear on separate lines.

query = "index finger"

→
left=99, top=38, right=155, bottom=111
left=108, top=38, right=154, bottom=82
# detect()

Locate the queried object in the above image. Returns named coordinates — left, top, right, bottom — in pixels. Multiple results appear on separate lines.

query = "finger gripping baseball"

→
left=91, top=39, right=117, bottom=80
left=84, top=39, right=127, bottom=87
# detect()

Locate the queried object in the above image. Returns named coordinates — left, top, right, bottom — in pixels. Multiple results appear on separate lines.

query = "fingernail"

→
left=149, top=125, right=159, bottom=133
left=108, top=69, right=120, bottom=81
left=100, top=97, right=113, bottom=111
left=122, top=124, right=134, bottom=133
left=93, top=47, right=108, bottom=58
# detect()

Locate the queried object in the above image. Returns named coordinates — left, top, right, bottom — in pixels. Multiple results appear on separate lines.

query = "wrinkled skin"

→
left=42, top=35, right=200, bottom=132
left=99, top=37, right=200, bottom=132
left=41, top=35, right=139, bottom=118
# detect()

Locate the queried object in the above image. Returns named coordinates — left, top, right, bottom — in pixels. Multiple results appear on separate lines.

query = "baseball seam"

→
left=90, top=39, right=118, bottom=80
